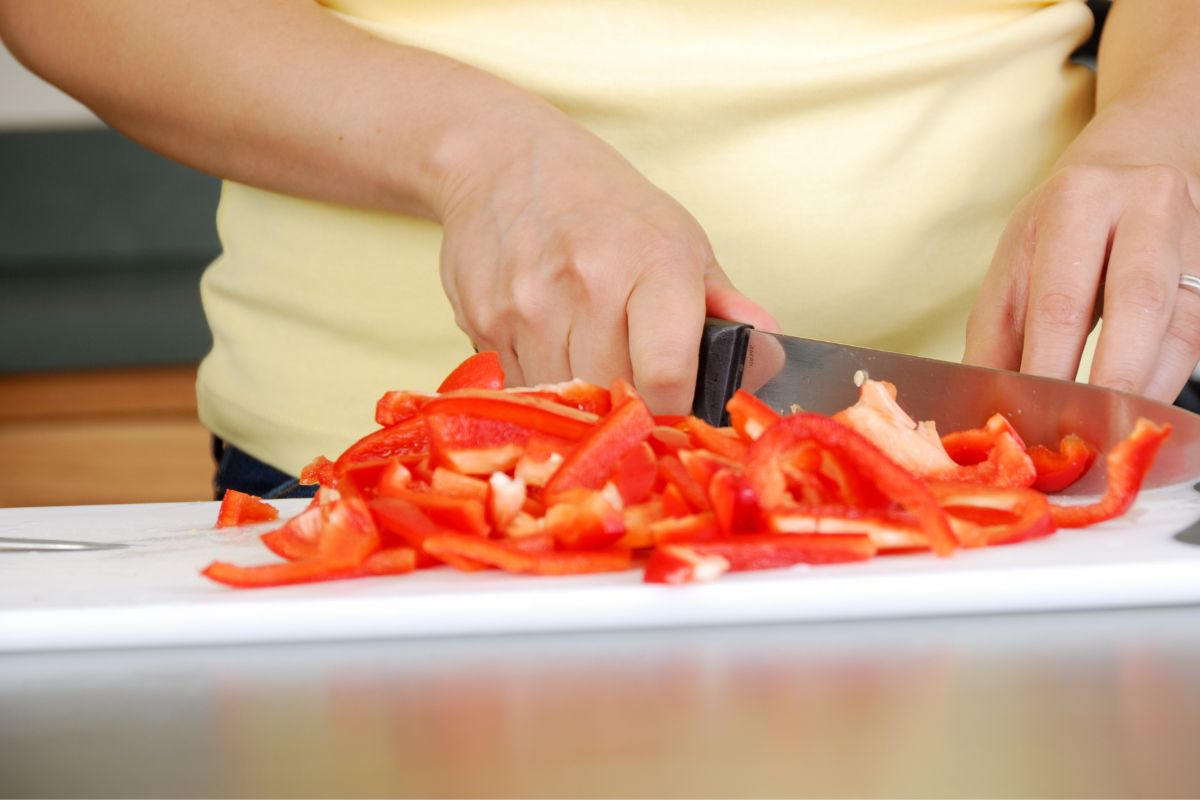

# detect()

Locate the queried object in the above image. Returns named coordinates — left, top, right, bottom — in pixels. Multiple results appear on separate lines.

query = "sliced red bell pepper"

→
left=745, top=413, right=956, bottom=556
left=725, top=390, right=781, bottom=441
left=334, top=417, right=430, bottom=476
left=611, top=442, right=658, bottom=505
left=202, top=559, right=359, bottom=588
left=618, top=499, right=664, bottom=549
left=685, top=417, right=749, bottom=462
left=424, top=533, right=632, bottom=576
left=375, top=486, right=490, bottom=536
left=650, top=512, right=721, bottom=544
left=437, top=351, right=505, bottom=393
left=430, top=467, right=490, bottom=500
left=543, top=489, right=626, bottom=550
left=358, top=547, right=418, bottom=576
left=644, top=533, right=876, bottom=584
left=941, top=413, right=1026, bottom=465
left=299, top=455, right=335, bottom=487
left=421, top=391, right=598, bottom=440
left=1050, top=419, right=1171, bottom=528
left=518, top=379, right=612, bottom=416
left=488, top=472, right=527, bottom=530
left=317, top=496, right=380, bottom=568
left=215, top=489, right=279, bottom=528
left=648, top=425, right=691, bottom=457
left=707, top=469, right=762, bottom=535
left=939, top=432, right=1037, bottom=489
left=1029, top=434, right=1097, bottom=493
left=259, top=505, right=324, bottom=561
left=657, top=454, right=711, bottom=513
left=929, top=482, right=1054, bottom=547
left=544, top=393, right=655, bottom=498
left=767, top=505, right=927, bottom=552
left=367, top=496, right=488, bottom=571
left=375, top=390, right=434, bottom=427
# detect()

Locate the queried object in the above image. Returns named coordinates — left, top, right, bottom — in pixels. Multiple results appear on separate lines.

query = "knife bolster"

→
left=692, top=318, right=752, bottom=426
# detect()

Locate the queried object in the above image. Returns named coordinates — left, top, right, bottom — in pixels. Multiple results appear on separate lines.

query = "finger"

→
left=704, top=266, right=782, bottom=333
left=567, top=312, right=633, bottom=387
left=963, top=201, right=1036, bottom=370
left=1019, top=178, right=1114, bottom=381
left=1141, top=286, right=1200, bottom=402
left=626, top=266, right=705, bottom=415
left=1089, top=205, right=1182, bottom=395
left=506, top=259, right=573, bottom=387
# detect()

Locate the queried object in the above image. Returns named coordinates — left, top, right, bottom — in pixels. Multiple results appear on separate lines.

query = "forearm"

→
left=1057, top=0, right=1200, bottom=188
left=0, top=0, right=560, bottom=220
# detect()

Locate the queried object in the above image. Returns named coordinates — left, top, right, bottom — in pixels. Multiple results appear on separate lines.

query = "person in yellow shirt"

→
left=2, top=0, right=1197, bottom=497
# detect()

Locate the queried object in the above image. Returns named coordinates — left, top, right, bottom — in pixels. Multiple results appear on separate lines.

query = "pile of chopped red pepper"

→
left=203, top=352, right=1172, bottom=587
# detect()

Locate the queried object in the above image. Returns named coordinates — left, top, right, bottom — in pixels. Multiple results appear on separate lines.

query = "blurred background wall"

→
left=0, top=45, right=220, bottom=505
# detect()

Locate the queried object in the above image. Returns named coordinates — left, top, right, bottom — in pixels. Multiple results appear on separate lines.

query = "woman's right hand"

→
left=432, top=108, right=778, bottom=414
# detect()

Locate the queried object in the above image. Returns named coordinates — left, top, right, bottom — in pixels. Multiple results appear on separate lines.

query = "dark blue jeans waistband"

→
left=211, top=436, right=318, bottom=501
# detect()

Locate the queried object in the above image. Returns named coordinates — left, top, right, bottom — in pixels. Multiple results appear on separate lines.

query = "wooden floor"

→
left=0, top=367, right=214, bottom=507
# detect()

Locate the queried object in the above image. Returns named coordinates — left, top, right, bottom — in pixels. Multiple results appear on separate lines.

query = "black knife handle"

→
left=692, top=318, right=753, bottom=426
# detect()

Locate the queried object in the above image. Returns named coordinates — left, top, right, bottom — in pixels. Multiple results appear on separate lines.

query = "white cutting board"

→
left=3, top=484, right=1200, bottom=652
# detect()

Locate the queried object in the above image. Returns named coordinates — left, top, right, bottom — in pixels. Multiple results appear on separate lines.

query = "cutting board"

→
left=3, top=484, right=1200, bottom=652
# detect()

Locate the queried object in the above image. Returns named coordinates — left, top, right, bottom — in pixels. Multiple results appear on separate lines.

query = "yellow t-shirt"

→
left=198, top=0, right=1095, bottom=475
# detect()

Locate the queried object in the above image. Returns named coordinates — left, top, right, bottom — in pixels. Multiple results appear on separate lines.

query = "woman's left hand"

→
left=963, top=160, right=1200, bottom=402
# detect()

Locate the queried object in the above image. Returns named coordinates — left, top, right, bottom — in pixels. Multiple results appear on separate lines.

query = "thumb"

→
left=704, top=266, right=782, bottom=333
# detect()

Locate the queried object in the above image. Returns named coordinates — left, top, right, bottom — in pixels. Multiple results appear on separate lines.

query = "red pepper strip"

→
left=609, top=377, right=640, bottom=409
left=653, top=414, right=690, bottom=427
left=938, top=432, right=1037, bottom=489
left=420, top=391, right=598, bottom=440
left=488, top=472, right=527, bottom=530
left=215, top=489, right=279, bottom=528
left=375, top=486, right=490, bottom=536
left=657, top=454, right=711, bottom=512
left=517, top=379, right=612, bottom=416
left=678, top=449, right=736, bottom=496
left=514, top=433, right=576, bottom=487
left=1029, top=434, right=1098, bottom=493
left=259, top=506, right=323, bottom=561
left=685, top=417, right=749, bottom=462
left=334, top=417, right=429, bottom=476
left=544, top=489, right=626, bottom=550
left=726, top=390, right=781, bottom=441
left=929, top=482, right=1054, bottom=547
left=378, top=459, right=413, bottom=496
left=648, top=425, right=691, bottom=457
left=430, top=468, right=490, bottom=500
left=437, top=351, right=505, bottom=393
left=1050, top=419, right=1171, bottom=529
left=612, top=442, right=657, bottom=505
left=745, top=413, right=957, bottom=556
left=261, top=529, right=312, bottom=561
left=367, top=497, right=489, bottom=571
left=707, top=469, right=762, bottom=535
left=544, top=395, right=655, bottom=498
left=318, top=496, right=381, bottom=568
left=767, top=505, right=927, bottom=552
left=202, top=559, right=360, bottom=588
left=299, top=456, right=335, bottom=487
left=941, top=413, right=1026, bottom=466
left=618, top=499, right=664, bottom=549
left=423, top=414, right=528, bottom=474
left=359, top=547, right=419, bottom=576
left=424, top=533, right=632, bottom=576
left=644, top=533, right=876, bottom=584
left=660, top=483, right=693, bottom=518
left=507, top=531, right=556, bottom=553
left=375, top=390, right=434, bottom=427
left=650, top=512, right=721, bottom=544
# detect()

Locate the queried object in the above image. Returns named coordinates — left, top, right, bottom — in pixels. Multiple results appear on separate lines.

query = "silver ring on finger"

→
left=1180, top=273, right=1200, bottom=296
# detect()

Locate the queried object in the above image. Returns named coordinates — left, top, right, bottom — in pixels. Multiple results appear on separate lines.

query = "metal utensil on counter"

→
left=0, top=536, right=129, bottom=553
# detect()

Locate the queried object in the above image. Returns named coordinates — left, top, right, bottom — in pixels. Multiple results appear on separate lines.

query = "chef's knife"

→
left=692, top=318, right=1200, bottom=494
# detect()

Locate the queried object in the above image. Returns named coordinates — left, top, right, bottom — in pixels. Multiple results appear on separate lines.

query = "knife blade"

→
left=0, top=536, right=129, bottom=553
left=692, top=318, right=1200, bottom=494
